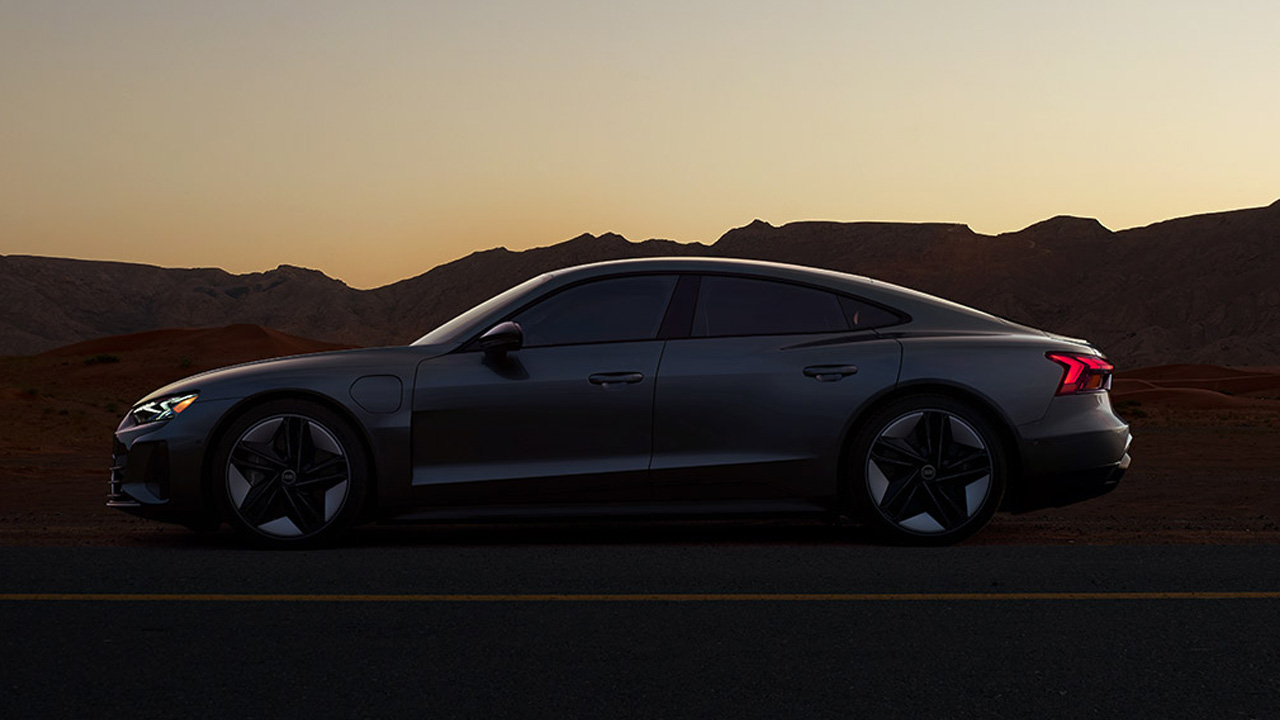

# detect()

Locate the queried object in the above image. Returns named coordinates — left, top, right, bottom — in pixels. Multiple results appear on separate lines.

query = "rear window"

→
left=839, top=296, right=901, bottom=330
left=690, top=276, right=900, bottom=337
left=692, top=276, right=847, bottom=337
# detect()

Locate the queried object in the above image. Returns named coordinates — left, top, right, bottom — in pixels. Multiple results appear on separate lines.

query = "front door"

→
left=410, top=274, right=678, bottom=508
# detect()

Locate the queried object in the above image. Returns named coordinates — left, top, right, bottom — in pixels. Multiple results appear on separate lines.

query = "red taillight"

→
left=1046, top=352, right=1114, bottom=395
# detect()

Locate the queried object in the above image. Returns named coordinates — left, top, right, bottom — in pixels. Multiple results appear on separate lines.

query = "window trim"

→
left=457, top=272, right=684, bottom=352
left=455, top=269, right=911, bottom=351
left=657, top=274, right=701, bottom=340
left=680, top=272, right=910, bottom=340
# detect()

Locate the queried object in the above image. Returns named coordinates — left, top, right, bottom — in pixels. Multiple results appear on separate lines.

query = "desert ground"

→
left=2, top=325, right=1278, bottom=547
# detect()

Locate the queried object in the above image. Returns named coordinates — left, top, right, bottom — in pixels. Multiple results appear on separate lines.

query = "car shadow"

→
left=125, top=517, right=880, bottom=549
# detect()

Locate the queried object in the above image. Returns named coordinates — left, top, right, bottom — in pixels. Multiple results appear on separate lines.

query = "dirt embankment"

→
left=2, top=335, right=1278, bottom=546
left=982, top=365, right=1280, bottom=544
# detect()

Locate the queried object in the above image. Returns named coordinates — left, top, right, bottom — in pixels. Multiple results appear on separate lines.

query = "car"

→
left=109, top=257, right=1131, bottom=547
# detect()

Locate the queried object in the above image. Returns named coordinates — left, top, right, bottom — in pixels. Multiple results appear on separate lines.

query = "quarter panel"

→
left=896, top=335, right=1068, bottom=426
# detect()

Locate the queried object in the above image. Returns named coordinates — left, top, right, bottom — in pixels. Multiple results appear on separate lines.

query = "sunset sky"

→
left=2, top=0, right=1277, bottom=288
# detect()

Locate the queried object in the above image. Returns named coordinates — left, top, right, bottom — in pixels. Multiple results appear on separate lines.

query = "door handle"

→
left=803, top=365, right=858, bottom=382
left=588, top=372, right=645, bottom=386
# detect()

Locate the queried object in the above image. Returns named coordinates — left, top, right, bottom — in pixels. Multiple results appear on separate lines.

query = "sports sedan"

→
left=109, top=257, right=1131, bottom=546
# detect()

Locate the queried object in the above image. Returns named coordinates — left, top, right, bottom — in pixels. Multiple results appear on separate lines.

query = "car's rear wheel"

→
left=214, top=399, right=367, bottom=548
left=850, top=395, right=1007, bottom=545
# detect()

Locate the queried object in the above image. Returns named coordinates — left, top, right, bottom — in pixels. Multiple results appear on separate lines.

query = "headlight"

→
left=131, top=393, right=198, bottom=425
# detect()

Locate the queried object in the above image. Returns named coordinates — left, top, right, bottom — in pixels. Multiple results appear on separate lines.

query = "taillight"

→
left=1046, top=352, right=1114, bottom=395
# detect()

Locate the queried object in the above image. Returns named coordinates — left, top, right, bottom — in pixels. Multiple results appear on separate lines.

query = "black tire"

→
left=849, top=394, right=1007, bottom=546
left=213, top=399, right=368, bottom=548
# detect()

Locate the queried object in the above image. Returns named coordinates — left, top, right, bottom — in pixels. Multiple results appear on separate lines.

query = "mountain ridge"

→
left=3, top=200, right=1279, bottom=366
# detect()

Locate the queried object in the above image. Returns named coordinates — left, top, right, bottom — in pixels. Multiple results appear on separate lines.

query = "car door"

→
left=410, top=274, right=678, bottom=508
left=650, top=274, right=903, bottom=502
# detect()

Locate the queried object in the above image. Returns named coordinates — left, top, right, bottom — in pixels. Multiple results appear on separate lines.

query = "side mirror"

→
left=478, top=321, right=524, bottom=359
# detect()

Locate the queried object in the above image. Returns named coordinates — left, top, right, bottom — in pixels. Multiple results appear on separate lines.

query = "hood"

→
left=133, top=343, right=450, bottom=406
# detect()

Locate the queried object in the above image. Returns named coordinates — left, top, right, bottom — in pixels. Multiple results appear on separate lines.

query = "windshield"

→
left=411, top=273, right=552, bottom=346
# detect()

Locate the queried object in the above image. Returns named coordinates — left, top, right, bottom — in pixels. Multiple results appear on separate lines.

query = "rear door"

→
left=650, top=275, right=902, bottom=502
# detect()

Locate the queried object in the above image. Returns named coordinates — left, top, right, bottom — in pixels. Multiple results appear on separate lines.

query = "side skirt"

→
left=382, top=499, right=835, bottom=523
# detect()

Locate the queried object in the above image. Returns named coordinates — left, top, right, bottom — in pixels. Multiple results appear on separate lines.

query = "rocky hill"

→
left=3, top=199, right=1279, bottom=366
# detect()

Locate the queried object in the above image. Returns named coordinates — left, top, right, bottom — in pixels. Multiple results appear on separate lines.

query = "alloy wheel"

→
left=865, top=409, right=994, bottom=535
left=226, top=414, right=352, bottom=539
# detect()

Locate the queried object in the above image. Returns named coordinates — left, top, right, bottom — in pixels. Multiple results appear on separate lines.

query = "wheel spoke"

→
left=945, top=447, right=986, bottom=468
left=282, top=487, right=323, bottom=534
left=937, top=465, right=991, bottom=486
left=232, top=441, right=287, bottom=472
left=875, top=436, right=927, bottom=464
left=887, top=483, right=929, bottom=523
left=286, top=417, right=306, bottom=469
left=880, top=470, right=924, bottom=521
left=916, top=412, right=934, bottom=459
left=297, top=419, right=317, bottom=470
left=931, top=412, right=951, bottom=468
left=229, top=456, right=282, bottom=477
left=295, top=471, right=347, bottom=491
left=304, top=456, right=345, bottom=476
left=269, top=419, right=293, bottom=468
left=929, top=482, right=971, bottom=528
left=870, top=441, right=920, bottom=468
left=239, top=479, right=280, bottom=526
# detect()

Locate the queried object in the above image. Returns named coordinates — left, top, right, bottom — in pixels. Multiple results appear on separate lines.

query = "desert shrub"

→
left=85, top=354, right=120, bottom=365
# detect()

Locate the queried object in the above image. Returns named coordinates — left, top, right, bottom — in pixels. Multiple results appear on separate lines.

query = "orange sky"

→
left=2, top=1, right=1278, bottom=288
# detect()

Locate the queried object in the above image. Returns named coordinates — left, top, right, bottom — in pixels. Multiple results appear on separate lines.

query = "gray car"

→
left=109, top=257, right=1131, bottom=546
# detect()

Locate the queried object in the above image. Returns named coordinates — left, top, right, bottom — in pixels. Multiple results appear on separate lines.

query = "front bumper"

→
left=109, top=397, right=236, bottom=525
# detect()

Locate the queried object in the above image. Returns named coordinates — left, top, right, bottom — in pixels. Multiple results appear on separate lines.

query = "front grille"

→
left=108, top=441, right=132, bottom=505
left=107, top=440, right=169, bottom=506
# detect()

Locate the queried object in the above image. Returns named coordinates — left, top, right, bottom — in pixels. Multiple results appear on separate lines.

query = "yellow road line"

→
left=0, top=591, right=1278, bottom=602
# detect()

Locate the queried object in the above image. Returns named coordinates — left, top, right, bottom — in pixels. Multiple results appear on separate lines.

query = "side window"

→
left=840, top=296, right=902, bottom=330
left=692, top=276, right=849, bottom=337
left=514, top=275, right=678, bottom=347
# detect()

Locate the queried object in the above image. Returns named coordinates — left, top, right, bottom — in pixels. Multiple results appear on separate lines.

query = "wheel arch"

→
left=200, top=389, right=381, bottom=520
left=835, top=380, right=1025, bottom=509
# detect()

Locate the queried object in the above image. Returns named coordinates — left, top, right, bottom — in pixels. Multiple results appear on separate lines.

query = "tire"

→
left=213, top=399, right=368, bottom=548
left=849, top=394, right=1007, bottom=546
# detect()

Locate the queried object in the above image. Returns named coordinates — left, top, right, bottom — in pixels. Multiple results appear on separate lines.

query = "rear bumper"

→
left=1007, top=449, right=1130, bottom=512
left=1006, top=392, right=1133, bottom=512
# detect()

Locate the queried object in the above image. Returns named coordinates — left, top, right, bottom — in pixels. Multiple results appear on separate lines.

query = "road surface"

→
left=1, top=530, right=1278, bottom=718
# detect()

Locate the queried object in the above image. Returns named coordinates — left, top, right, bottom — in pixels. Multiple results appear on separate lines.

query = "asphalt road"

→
left=2, top=532, right=1278, bottom=719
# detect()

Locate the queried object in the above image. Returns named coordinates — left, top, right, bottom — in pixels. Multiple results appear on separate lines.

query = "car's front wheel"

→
left=214, top=399, right=367, bottom=548
left=850, top=395, right=1007, bottom=545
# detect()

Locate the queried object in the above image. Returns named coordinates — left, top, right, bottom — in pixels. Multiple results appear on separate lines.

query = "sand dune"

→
left=1119, top=364, right=1266, bottom=381
left=41, top=324, right=353, bottom=364
left=0, top=324, right=356, bottom=456
left=1114, top=365, right=1280, bottom=417
left=1112, top=387, right=1280, bottom=411
left=1115, top=364, right=1280, bottom=409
